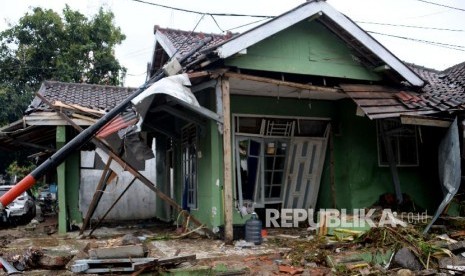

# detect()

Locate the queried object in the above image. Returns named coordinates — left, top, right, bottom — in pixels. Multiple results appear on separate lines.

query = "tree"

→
left=0, top=5, right=127, bottom=124
left=0, top=6, right=127, bottom=173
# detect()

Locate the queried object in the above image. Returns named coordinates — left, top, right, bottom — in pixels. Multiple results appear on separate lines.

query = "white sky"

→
left=1, top=0, right=465, bottom=87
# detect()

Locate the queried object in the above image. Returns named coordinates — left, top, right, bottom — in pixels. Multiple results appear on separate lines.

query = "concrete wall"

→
left=78, top=142, right=157, bottom=221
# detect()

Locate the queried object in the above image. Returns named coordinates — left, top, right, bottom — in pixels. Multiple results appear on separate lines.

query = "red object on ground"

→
left=261, top=229, right=268, bottom=237
left=0, top=174, right=36, bottom=208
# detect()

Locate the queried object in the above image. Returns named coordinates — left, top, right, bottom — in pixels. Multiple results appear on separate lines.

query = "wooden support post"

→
left=80, top=157, right=113, bottom=234
left=89, top=177, right=137, bottom=236
left=56, top=126, right=67, bottom=234
left=380, top=120, right=403, bottom=203
left=329, top=125, right=336, bottom=208
left=221, top=77, right=233, bottom=244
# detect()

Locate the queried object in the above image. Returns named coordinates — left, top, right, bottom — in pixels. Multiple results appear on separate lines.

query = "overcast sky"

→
left=1, top=0, right=465, bottom=87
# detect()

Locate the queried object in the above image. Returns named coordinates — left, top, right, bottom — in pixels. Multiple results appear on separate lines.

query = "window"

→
left=182, top=124, right=198, bottom=209
left=377, top=120, right=419, bottom=167
left=234, top=115, right=330, bottom=208
left=263, top=140, right=288, bottom=202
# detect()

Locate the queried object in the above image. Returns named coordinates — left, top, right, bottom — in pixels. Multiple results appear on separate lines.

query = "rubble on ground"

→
left=2, top=214, right=465, bottom=274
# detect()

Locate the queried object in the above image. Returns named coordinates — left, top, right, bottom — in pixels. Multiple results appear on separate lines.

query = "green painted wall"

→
left=171, top=95, right=442, bottom=229
left=229, top=96, right=442, bottom=214
left=58, top=126, right=82, bottom=233
left=225, top=20, right=381, bottom=81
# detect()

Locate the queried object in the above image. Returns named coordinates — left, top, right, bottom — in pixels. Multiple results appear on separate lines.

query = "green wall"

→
left=229, top=96, right=442, bottom=213
left=57, top=126, right=82, bottom=233
left=226, top=20, right=381, bottom=81
left=171, top=95, right=442, bottom=229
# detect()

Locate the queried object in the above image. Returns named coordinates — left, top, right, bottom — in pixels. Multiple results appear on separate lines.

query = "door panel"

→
left=284, top=137, right=328, bottom=209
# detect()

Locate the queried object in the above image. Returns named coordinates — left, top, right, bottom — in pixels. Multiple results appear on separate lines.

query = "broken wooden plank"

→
left=225, top=72, right=339, bottom=93
left=347, top=92, right=397, bottom=99
left=133, top=254, right=196, bottom=271
left=368, top=110, right=439, bottom=119
left=53, top=100, right=105, bottom=116
left=355, top=98, right=400, bottom=106
left=362, top=105, right=411, bottom=114
left=400, top=114, right=452, bottom=128
left=340, top=84, right=399, bottom=92
left=222, top=77, right=234, bottom=244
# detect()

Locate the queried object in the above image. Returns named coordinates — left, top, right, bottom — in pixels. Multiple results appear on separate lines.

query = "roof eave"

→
left=154, top=31, right=179, bottom=59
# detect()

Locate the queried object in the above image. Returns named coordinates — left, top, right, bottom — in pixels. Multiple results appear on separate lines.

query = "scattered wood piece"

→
left=278, top=265, right=304, bottom=275
left=450, top=230, right=465, bottom=239
left=53, top=100, right=105, bottom=117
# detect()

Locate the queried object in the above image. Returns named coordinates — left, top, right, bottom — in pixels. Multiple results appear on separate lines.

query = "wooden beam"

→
left=221, top=77, right=233, bottom=244
left=53, top=101, right=105, bottom=117
left=224, top=72, right=340, bottom=93
left=401, top=115, right=452, bottom=128
left=80, top=157, right=113, bottom=235
left=187, top=71, right=210, bottom=79
left=380, top=120, right=403, bottom=203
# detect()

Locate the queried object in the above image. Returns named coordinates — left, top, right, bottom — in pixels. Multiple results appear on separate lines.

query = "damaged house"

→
left=0, top=0, right=464, bottom=239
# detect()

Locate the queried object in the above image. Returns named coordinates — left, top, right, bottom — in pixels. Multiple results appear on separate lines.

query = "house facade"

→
left=1, top=0, right=463, bottom=237
left=145, top=0, right=461, bottom=235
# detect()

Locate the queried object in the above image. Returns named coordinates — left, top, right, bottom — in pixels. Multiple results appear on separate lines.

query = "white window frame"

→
left=181, top=124, right=198, bottom=209
left=376, top=121, right=419, bottom=167
left=232, top=114, right=330, bottom=210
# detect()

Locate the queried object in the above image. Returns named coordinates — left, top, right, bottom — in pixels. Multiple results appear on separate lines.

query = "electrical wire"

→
left=130, top=0, right=273, bottom=18
left=414, top=0, right=465, bottom=12
left=368, top=31, right=465, bottom=52
left=356, top=21, right=464, bottom=32
left=225, top=17, right=271, bottom=32
left=210, top=15, right=224, bottom=32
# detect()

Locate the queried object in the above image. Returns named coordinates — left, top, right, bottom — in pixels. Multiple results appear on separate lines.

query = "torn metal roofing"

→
left=27, top=81, right=136, bottom=114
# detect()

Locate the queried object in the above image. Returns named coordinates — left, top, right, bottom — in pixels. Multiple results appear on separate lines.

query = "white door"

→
left=283, top=137, right=328, bottom=209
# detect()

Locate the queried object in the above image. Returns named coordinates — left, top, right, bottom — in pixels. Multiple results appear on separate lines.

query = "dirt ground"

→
left=1, top=214, right=465, bottom=275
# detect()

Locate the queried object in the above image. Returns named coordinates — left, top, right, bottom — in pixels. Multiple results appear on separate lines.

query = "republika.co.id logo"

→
left=265, top=208, right=428, bottom=228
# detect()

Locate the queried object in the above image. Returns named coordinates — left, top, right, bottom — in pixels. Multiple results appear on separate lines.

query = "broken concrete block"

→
left=37, top=250, right=74, bottom=269
left=448, top=241, right=465, bottom=253
left=120, top=233, right=142, bottom=245
left=89, top=244, right=145, bottom=259
left=234, top=240, right=255, bottom=249
left=397, top=269, right=413, bottom=276
left=393, top=248, right=423, bottom=271
left=439, top=256, right=465, bottom=269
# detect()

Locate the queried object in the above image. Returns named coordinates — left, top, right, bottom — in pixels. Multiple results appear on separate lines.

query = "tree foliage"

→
left=0, top=5, right=127, bottom=124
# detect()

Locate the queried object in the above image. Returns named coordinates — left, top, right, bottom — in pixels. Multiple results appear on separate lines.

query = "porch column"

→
left=56, top=126, right=67, bottom=234
left=221, top=77, right=233, bottom=244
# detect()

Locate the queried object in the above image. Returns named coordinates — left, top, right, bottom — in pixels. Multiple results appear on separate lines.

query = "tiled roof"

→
left=397, top=64, right=465, bottom=112
left=155, top=26, right=233, bottom=58
left=27, top=81, right=136, bottom=114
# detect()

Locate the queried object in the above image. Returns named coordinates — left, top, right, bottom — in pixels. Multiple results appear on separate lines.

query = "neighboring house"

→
left=0, top=81, right=157, bottom=232
left=144, top=0, right=464, bottom=234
